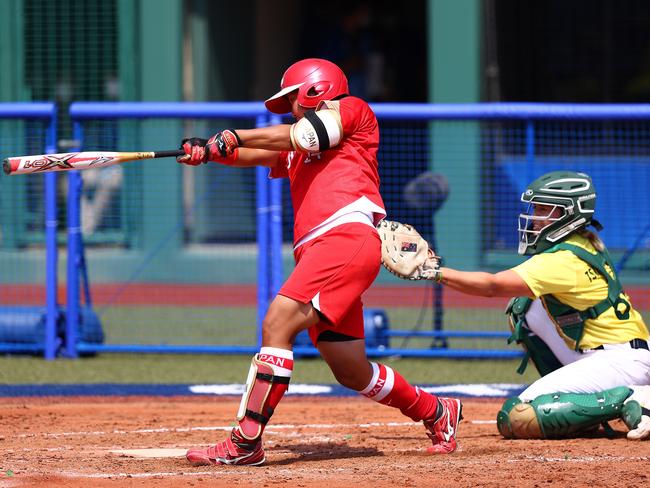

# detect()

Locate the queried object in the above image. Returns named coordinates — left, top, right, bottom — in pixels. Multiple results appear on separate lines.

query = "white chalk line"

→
left=509, top=454, right=650, bottom=463
left=13, top=419, right=496, bottom=439
left=6, top=437, right=405, bottom=457
left=55, top=466, right=354, bottom=480
left=56, top=470, right=243, bottom=479
left=17, top=452, right=650, bottom=481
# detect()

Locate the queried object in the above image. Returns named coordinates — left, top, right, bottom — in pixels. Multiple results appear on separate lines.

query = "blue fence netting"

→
left=1, top=102, right=649, bottom=359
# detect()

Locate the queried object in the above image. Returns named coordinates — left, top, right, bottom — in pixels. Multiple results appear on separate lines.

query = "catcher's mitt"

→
left=377, top=220, right=442, bottom=281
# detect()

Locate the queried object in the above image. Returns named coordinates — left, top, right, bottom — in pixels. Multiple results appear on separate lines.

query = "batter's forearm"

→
left=438, top=267, right=534, bottom=298
left=226, top=148, right=281, bottom=168
left=438, top=268, right=500, bottom=296
left=237, top=126, right=293, bottom=151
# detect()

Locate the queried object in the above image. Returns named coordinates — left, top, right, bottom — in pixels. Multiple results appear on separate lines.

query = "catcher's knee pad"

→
left=236, top=355, right=290, bottom=440
left=497, top=397, right=543, bottom=439
left=497, top=387, right=633, bottom=439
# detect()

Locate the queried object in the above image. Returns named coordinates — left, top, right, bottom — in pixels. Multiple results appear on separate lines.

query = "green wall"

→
left=428, top=0, right=481, bottom=270
left=1, top=0, right=485, bottom=285
left=0, top=0, right=28, bottom=101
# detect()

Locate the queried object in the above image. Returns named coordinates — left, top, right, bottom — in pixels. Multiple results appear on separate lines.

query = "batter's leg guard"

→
left=236, top=354, right=291, bottom=441
left=497, top=386, right=633, bottom=439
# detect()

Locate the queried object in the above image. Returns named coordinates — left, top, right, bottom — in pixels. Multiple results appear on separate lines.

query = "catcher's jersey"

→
left=269, top=96, right=385, bottom=245
left=512, top=234, right=649, bottom=350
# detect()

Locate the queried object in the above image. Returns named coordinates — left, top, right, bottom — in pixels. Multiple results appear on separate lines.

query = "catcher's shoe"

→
left=186, top=428, right=265, bottom=466
left=423, top=397, right=463, bottom=454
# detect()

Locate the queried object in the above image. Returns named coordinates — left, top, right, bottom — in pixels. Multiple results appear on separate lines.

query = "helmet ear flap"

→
left=307, top=82, right=330, bottom=97
left=300, top=80, right=338, bottom=108
left=298, top=82, right=331, bottom=108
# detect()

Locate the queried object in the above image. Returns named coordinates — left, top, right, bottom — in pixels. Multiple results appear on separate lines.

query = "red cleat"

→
left=186, top=428, right=265, bottom=466
left=423, top=397, right=463, bottom=454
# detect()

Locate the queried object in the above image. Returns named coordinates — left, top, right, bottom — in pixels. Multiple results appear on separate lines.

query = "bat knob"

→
left=2, top=158, right=11, bottom=176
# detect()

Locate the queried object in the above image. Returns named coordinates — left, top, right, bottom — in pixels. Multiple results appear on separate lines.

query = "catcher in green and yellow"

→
left=380, top=171, right=650, bottom=440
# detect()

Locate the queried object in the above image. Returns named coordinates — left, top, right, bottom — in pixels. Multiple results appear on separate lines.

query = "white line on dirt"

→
left=14, top=419, right=493, bottom=439
left=57, top=466, right=353, bottom=480
left=509, top=455, right=650, bottom=463
left=32, top=452, right=650, bottom=482
left=58, top=470, right=229, bottom=479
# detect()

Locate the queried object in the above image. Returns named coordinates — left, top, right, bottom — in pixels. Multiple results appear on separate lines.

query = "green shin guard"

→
left=497, top=386, right=633, bottom=439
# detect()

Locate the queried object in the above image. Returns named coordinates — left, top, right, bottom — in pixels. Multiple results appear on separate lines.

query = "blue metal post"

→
left=44, top=110, right=58, bottom=360
left=269, top=179, right=283, bottom=295
left=65, top=122, right=83, bottom=358
left=255, top=115, right=270, bottom=347
left=268, top=114, right=283, bottom=296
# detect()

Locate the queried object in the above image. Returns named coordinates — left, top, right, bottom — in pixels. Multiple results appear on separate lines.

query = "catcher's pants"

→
left=279, top=223, right=381, bottom=345
left=519, top=300, right=650, bottom=401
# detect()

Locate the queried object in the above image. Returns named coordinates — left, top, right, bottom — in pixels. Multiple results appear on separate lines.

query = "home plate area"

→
left=110, top=448, right=188, bottom=459
left=1, top=395, right=648, bottom=487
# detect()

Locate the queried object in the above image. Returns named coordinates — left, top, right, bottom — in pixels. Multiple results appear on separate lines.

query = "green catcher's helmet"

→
left=518, top=171, right=600, bottom=255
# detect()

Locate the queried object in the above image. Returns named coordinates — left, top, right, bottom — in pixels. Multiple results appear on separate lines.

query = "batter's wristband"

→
left=434, top=270, right=443, bottom=283
left=228, top=129, right=243, bottom=146
left=211, top=147, right=240, bottom=166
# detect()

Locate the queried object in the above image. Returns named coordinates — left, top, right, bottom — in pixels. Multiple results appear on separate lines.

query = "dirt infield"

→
left=1, top=396, right=648, bottom=487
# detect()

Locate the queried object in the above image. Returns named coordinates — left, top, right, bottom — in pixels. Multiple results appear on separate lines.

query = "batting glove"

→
left=206, top=130, right=242, bottom=159
left=178, top=130, right=242, bottom=166
left=178, top=137, right=210, bottom=165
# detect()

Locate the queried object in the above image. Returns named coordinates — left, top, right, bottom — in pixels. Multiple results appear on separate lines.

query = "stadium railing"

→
left=55, top=102, right=650, bottom=359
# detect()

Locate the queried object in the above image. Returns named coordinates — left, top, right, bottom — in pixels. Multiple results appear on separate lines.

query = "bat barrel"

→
left=3, top=149, right=184, bottom=176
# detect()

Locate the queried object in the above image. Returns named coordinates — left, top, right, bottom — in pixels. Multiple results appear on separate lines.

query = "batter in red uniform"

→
left=177, top=58, right=463, bottom=466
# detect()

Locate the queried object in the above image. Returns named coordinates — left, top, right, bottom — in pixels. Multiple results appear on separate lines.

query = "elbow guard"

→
left=290, top=109, right=343, bottom=153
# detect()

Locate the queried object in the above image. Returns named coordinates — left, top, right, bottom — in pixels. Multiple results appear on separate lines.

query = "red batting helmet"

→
left=264, top=58, right=349, bottom=114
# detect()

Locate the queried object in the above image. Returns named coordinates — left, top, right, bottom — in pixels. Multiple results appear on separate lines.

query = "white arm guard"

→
left=290, top=109, right=343, bottom=153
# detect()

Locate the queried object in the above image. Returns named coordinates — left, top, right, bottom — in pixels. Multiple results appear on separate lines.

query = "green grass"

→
left=0, top=354, right=540, bottom=385
left=96, top=305, right=508, bottom=349
left=100, top=306, right=257, bottom=345
left=0, top=305, right=543, bottom=386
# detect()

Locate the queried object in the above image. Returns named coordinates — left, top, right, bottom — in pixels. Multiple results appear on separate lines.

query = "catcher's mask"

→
left=264, top=58, right=349, bottom=115
left=518, top=171, right=602, bottom=255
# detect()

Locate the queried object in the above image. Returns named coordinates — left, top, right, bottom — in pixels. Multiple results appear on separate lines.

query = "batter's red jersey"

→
left=269, top=96, right=385, bottom=245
